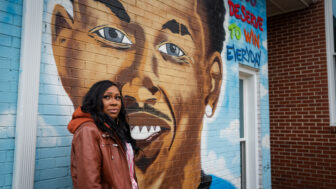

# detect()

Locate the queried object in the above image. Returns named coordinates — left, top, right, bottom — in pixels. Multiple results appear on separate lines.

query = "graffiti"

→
left=227, top=22, right=261, bottom=66
left=226, top=0, right=264, bottom=68
left=263, top=163, right=270, bottom=171
left=228, top=23, right=260, bottom=49
left=229, top=23, right=242, bottom=40
left=244, top=29, right=260, bottom=48
left=228, top=0, right=264, bottom=31
left=244, top=0, right=257, bottom=7
left=226, top=44, right=261, bottom=67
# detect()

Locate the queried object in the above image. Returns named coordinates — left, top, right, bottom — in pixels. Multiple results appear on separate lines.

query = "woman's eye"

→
left=95, top=27, right=132, bottom=45
left=103, top=95, right=110, bottom=100
left=115, top=96, right=121, bottom=100
left=158, top=43, right=185, bottom=57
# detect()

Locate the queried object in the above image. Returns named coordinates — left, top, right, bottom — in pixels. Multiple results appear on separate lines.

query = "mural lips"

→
left=128, top=111, right=173, bottom=171
left=128, top=112, right=170, bottom=149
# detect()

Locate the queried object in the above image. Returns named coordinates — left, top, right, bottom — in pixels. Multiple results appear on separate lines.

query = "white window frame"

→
left=239, top=66, right=259, bottom=189
left=325, top=0, right=336, bottom=126
left=239, top=78, right=247, bottom=189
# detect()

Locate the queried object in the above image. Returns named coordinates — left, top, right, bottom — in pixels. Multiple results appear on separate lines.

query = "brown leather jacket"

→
left=68, top=107, right=135, bottom=189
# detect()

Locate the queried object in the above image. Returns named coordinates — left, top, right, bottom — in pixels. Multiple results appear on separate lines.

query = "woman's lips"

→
left=128, top=110, right=174, bottom=171
left=108, top=109, right=118, bottom=113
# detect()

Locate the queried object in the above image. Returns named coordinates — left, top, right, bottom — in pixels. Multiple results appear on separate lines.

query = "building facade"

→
left=0, top=0, right=270, bottom=188
left=268, top=0, right=336, bottom=188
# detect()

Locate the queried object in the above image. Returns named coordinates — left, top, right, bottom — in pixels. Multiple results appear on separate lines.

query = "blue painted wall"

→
left=0, top=0, right=22, bottom=188
left=221, top=0, right=271, bottom=188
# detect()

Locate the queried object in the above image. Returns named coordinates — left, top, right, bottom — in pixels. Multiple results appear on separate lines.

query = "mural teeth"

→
left=141, top=126, right=148, bottom=134
left=132, top=126, right=140, bottom=133
left=131, top=126, right=161, bottom=140
left=149, top=126, right=155, bottom=134
left=132, top=128, right=147, bottom=140
left=131, top=126, right=140, bottom=139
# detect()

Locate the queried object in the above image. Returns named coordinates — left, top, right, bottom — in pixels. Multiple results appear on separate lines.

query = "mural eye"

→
left=158, top=43, right=185, bottom=57
left=95, top=27, right=132, bottom=45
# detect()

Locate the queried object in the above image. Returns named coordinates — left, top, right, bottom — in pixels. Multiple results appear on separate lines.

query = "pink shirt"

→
left=125, top=143, right=138, bottom=189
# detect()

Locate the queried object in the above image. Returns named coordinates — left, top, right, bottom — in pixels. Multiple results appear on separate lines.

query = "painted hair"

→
left=81, top=80, right=138, bottom=154
left=200, top=0, right=226, bottom=53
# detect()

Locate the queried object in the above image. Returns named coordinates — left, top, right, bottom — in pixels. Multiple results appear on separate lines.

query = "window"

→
left=239, top=67, right=259, bottom=189
left=325, top=0, right=336, bottom=126
left=239, top=79, right=246, bottom=189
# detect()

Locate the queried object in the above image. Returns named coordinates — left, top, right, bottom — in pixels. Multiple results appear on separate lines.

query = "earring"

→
left=205, top=105, right=213, bottom=117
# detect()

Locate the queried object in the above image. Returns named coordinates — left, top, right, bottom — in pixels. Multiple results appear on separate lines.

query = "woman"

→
left=68, top=80, right=139, bottom=189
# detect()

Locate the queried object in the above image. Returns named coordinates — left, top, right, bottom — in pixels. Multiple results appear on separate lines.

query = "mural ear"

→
left=51, top=5, right=73, bottom=45
left=51, top=4, right=74, bottom=80
left=205, top=51, right=223, bottom=117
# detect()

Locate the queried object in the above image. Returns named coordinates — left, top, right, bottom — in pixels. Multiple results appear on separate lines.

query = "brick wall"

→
left=0, top=0, right=22, bottom=188
left=0, top=0, right=270, bottom=188
left=268, top=1, right=336, bottom=188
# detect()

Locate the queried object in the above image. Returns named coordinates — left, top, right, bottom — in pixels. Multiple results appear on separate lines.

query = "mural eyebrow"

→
left=162, top=19, right=192, bottom=38
left=94, top=0, right=130, bottom=23
left=162, top=19, right=180, bottom=34
left=181, top=24, right=191, bottom=37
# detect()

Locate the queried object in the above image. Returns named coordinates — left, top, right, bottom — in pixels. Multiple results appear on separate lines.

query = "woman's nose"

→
left=110, top=98, right=118, bottom=105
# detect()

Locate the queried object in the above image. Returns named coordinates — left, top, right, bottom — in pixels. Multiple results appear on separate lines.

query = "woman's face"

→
left=102, top=85, right=122, bottom=120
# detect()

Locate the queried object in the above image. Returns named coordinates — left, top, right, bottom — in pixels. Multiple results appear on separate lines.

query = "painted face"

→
left=102, top=86, right=121, bottom=120
left=52, top=0, right=223, bottom=187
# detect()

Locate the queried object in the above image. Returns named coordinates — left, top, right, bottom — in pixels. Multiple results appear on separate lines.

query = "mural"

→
left=51, top=0, right=228, bottom=188
left=222, top=0, right=271, bottom=188
left=226, top=0, right=265, bottom=68
left=34, top=0, right=269, bottom=188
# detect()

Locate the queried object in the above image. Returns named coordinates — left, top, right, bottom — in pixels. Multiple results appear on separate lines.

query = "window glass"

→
left=239, top=79, right=244, bottom=138
left=334, top=57, right=336, bottom=95
left=240, top=141, right=246, bottom=189
left=333, top=0, right=336, bottom=52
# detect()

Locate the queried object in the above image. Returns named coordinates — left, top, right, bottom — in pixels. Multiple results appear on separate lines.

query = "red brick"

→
left=269, top=1, right=336, bottom=188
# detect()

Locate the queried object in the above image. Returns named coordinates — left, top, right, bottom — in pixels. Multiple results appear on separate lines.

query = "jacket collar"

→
left=68, top=107, right=94, bottom=134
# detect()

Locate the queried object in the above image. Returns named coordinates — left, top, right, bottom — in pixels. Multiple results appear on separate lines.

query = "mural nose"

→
left=122, top=77, right=160, bottom=107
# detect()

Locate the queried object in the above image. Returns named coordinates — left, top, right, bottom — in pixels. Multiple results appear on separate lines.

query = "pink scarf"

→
left=125, top=143, right=138, bottom=189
